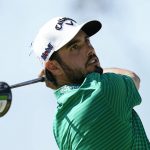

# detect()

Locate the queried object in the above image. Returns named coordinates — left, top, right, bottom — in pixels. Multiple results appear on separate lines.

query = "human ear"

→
left=45, top=60, right=62, bottom=75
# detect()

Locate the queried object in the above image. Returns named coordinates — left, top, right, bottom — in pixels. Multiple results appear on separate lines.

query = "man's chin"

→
left=94, top=66, right=103, bottom=74
left=86, top=66, right=103, bottom=75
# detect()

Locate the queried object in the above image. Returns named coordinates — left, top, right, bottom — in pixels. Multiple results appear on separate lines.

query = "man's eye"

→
left=86, top=38, right=90, bottom=45
left=71, top=44, right=79, bottom=50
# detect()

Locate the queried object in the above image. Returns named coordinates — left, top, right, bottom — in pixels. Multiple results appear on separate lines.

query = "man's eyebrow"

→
left=65, top=35, right=89, bottom=49
left=65, top=39, right=80, bottom=48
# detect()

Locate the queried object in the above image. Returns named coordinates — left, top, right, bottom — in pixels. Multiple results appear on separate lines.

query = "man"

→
left=32, top=17, right=150, bottom=149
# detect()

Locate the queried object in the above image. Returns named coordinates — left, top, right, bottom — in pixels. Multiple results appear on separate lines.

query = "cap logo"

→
left=41, top=43, right=53, bottom=60
left=55, top=17, right=77, bottom=30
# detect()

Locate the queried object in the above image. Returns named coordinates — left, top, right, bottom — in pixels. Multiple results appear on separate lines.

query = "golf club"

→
left=0, top=77, right=45, bottom=117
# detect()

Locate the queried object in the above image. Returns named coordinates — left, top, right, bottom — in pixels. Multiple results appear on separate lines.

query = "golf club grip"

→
left=10, top=77, right=45, bottom=89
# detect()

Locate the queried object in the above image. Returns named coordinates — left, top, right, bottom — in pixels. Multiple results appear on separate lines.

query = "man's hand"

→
left=103, top=68, right=140, bottom=90
left=39, top=70, right=58, bottom=90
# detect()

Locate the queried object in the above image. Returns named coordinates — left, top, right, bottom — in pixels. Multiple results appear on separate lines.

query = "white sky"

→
left=0, top=0, right=150, bottom=149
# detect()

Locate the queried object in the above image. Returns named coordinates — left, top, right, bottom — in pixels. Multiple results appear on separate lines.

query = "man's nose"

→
left=87, top=44, right=95, bottom=57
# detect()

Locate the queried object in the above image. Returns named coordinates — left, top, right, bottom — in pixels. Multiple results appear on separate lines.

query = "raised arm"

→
left=103, top=68, right=140, bottom=90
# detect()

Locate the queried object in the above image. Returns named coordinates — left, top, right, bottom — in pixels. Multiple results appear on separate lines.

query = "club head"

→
left=0, top=82, right=12, bottom=117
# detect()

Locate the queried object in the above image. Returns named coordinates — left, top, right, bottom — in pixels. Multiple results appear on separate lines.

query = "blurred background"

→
left=0, top=0, right=150, bottom=149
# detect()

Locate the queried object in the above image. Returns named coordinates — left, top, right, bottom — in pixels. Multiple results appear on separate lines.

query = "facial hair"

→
left=59, top=61, right=85, bottom=84
left=58, top=54, right=103, bottom=85
left=85, top=54, right=103, bottom=75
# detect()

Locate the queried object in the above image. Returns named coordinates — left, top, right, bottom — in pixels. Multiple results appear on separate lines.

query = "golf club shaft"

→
left=10, top=77, right=45, bottom=89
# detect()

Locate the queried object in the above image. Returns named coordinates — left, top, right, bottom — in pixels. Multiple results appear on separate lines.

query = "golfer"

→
left=32, top=17, right=150, bottom=149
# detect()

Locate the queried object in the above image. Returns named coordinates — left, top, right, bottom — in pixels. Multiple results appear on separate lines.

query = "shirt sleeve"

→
left=102, top=73, right=142, bottom=120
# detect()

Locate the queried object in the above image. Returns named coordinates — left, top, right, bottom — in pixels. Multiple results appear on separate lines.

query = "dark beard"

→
left=56, top=53, right=103, bottom=85
left=59, top=62, right=85, bottom=84
left=59, top=62, right=103, bottom=85
left=95, top=66, right=103, bottom=74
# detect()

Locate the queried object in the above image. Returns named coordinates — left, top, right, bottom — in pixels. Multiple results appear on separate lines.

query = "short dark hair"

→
left=45, top=51, right=62, bottom=86
left=50, top=51, right=61, bottom=62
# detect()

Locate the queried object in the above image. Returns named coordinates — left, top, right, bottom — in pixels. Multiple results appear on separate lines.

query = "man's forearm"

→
left=103, top=68, right=140, bottom=90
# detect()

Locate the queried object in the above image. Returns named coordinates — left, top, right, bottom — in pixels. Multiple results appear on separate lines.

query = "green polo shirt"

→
left=53, top=72, right=150, bottom=150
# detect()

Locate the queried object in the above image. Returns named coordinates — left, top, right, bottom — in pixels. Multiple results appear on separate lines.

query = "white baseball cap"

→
left=32, top=17, right=102, bottom=62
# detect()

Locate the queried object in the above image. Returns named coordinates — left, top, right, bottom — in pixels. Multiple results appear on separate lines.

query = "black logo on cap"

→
left=55, top=17, right=77, bottom=30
